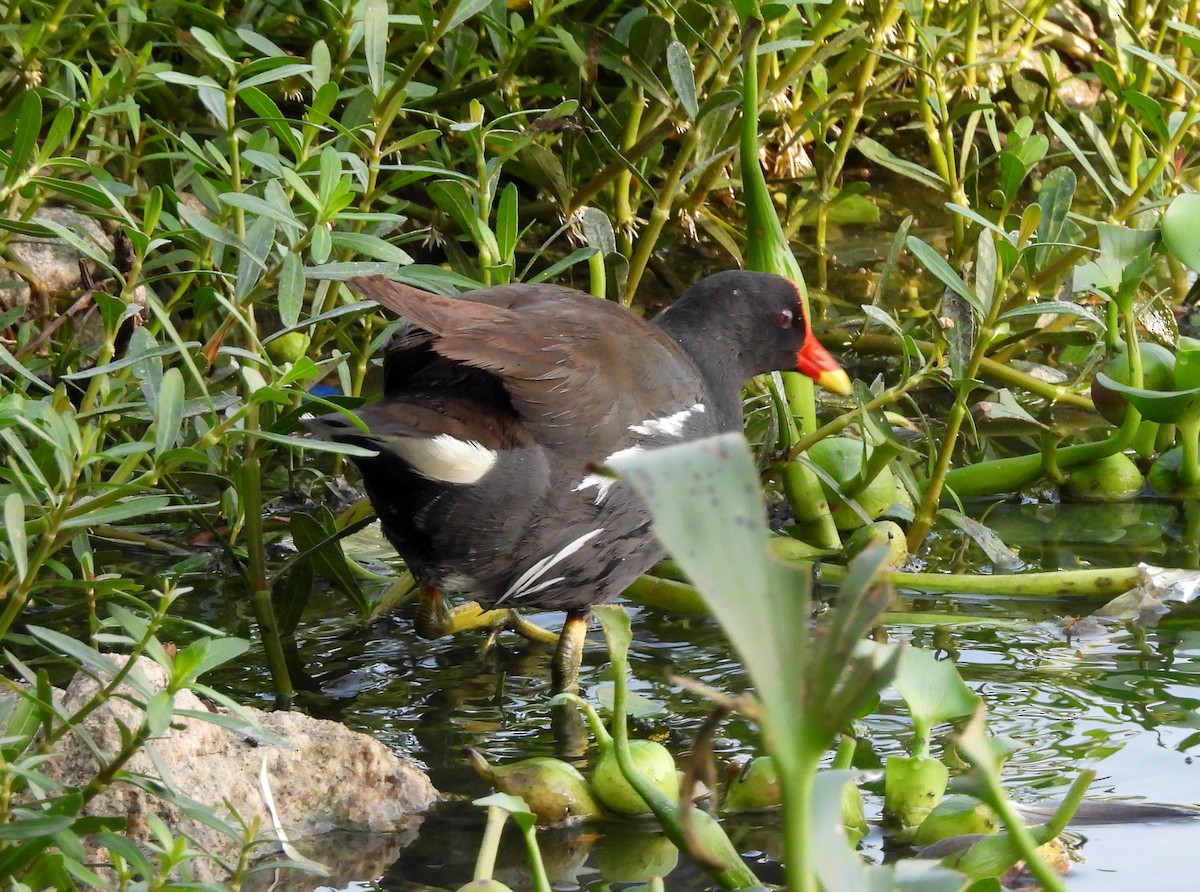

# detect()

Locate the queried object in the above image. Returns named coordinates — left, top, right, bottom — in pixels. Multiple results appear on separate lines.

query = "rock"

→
left=29, top=655, right=438, bottom=883
left=2, top=205, right=148, bottom=357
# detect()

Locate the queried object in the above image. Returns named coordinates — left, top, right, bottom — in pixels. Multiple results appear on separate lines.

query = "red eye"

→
left=778, top=309, right=794, bottom=328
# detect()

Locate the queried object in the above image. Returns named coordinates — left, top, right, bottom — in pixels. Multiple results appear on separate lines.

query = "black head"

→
left=653, top=271, right=850, bottom=425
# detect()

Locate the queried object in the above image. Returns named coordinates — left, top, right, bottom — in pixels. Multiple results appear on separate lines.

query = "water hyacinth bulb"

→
left=722, top=755, right=781, bottom=812
left=913, top=794, right=999, bottom=845
left=591, top=737, right=679, bottom=816
left=465, top=748, right=601, bottom=826
left=804, top=437, right=901, bottom=530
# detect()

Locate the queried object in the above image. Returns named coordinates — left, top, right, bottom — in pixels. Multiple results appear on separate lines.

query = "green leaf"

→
left=144, top=690, right=174, bottom=737
left=238, top=61, right=313, bottom=91
left=906, top=236, right=983, bottom=317
left=998, top=300, right=1102, bottom=326
left=4, top=90, right=41, bottom=188
left=25, top=627, right=139, bottom=691
left=234, top=214, right=276, bottom=301
left=1162, top=192, right=1200, bottom=274
left=291, top=510, right=368, bottom=613
left=155, top=367, right=184, bottom=459
left=666, top=40, right=698, bottom=119
left=526, top=247, right=597, bottom=283
left=891, top=645, right=980, bottom=744
left=327, top=231, right=412, bottom=264
left=237, top=86, right=302, bottom=158
left=1035, top=167, right=1076, bottom=267
left=277, top=251, right=305, bottom=328
left=428, top=179, right=498, bottom=259
left=446, top=0, right=491, bottom=30
left=94, top=831, right=153, bottom=876
left=856, top=137, right=945, bottom=192
left=60, top=495, right=174, bottom=531
left=364, top=0, right=388, bottom=96
left=473, top=792, right=534, bottom=819
left=495, top=182, right=519, bottom=267
left=608, top=435, right=810, bottom=751
left=579, top=206, right=616, bottom=256
left=1094, top=373, right=1200, bottom=423
left=5, top=492, right=28, bottom=581
left=1044, top=115, right=1113, bottom=207
left=938, top=509, right=1023, bottom=572
left=220, top=191, right=302, bottom=234
left=974, top=230, right=997, bottom=317
left=190, top=26, right=236, bottom=72
left=0, top=815, right=75, bottom=840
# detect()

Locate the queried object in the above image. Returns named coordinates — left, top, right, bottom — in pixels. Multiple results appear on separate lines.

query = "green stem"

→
left=1177, top=415, right=1200, bottom=488
left=939, top=409, right=1138, bottom=498
left=241, top=416, right=294, bottom=703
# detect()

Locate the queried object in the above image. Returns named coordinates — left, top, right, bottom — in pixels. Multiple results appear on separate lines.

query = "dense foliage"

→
left=1, top=0, right=1198, bottom=887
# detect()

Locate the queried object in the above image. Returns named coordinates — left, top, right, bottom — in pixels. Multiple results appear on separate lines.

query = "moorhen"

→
left=309, top=270, right=851, bottom=690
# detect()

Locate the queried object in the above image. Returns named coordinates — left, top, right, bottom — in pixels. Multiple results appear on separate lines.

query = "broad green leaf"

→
left=157, top=70, right=222, bottom=90
left=310, top=222, right=331, bottom=262
left=974, top=230, right=997, bottom=317
left=1095, top=373, right=1200, bottom=423
left=1162, top=193, right=1200, bottom=274
left=236, top=26, right=287, bottom=57
left=998, top=301, right=1102, bottom=325
left=811, top=771, right=900, bottom=892
left=1044, top=115, right=1114, bottom=206
left=428, top=179, right=498, bottom=259
left=291, top=510, right=368, bottom=613
left=154, top=367, right=184, bottom=458
left=446, top=0, right=492, bottom=30
left=237, top=86, right=302, bottom=158
left=938, top=509, right=1023, bottom=572
left=26, top=217, right=113, bottom=270
left=473, top=792, right=534, bottom=819
left=220, top=192, right=303, bottom=234
left=190, top=27, right=235, bottom=72
left=608, top=435, right=810, bottom=748
left=891, top=645, right=980, bottom=744
left=93, top=832, right=153, bottom=876
left=177, top=203, right=239, bottom=249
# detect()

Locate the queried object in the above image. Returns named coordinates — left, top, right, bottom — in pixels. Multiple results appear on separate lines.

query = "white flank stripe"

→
left=629, top=402, right=706, bottom=438
left=574, top=445, right=644, bottom=504
left=500, top=528, right=605, bottom=603
left=394, top=434, right=497, bottom=484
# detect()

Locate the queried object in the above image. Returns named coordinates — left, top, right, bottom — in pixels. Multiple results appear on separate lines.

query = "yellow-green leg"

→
left=551, top=610, right=590, bottom=694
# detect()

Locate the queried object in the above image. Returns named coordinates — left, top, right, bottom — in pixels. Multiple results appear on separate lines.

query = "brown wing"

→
left=348, top=276, right=704, bottom=454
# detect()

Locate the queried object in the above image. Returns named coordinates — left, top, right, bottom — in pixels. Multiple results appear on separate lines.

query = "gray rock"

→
left=30, top=654, right=438, bottom=884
